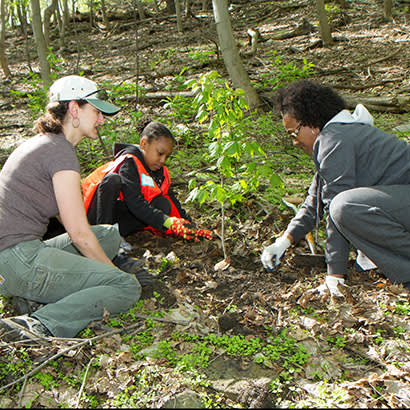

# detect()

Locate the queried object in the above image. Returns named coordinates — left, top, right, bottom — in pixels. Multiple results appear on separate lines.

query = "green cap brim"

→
left=86, top=98, right=120, bottom=116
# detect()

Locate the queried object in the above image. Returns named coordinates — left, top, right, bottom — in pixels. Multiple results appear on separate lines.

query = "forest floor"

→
left=0, top=0, right=410, bottom=408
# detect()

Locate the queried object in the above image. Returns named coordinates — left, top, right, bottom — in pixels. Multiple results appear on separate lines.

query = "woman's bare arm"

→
left=52, top=170, right=116, bottom=266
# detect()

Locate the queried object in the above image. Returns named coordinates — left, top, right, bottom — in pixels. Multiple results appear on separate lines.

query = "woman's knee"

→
left=90, top=225, right=121, bottom=258
left=329, top=191, right=355, bottom=229
left=117, top=273, right=141, bottom=307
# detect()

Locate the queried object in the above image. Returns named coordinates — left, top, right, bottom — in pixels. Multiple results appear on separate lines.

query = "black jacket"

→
left=113, top=142, right=189, bottom=231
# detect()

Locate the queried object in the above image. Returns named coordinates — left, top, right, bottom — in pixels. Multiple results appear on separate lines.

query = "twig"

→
left=17, top=375, right=28, bottom=408
left=0, top=320, right=142, bottom=391
left=75, top=358, right=93, bottom=408
left=1, top=313, right=190, bottom=392
left=368, top=48, right=401, bottom=65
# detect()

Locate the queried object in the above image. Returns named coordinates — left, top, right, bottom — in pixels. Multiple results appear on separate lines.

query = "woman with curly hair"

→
left=261, top=79, right=410, bottom=296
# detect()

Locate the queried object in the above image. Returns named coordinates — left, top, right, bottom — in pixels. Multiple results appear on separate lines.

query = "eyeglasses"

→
left=83, top=89, right=109, bottom=101
left=287, top=123, right=302, bottom=140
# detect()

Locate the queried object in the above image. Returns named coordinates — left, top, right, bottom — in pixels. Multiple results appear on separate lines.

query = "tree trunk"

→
left=185, top=0, right=191, bottom=16
left=202, top=0, right=212, bottom=11
left=152, top=0, right=159, bottom=15
left=175, top=0, right=182, bottom=32
left=0, top=0, right=11, bottom=77
left=211, top=0, right=261, bottom=110
left=62, top=0, right=69, bottom=28
left=89, top=0, right=94, bottom=28
left=100, top=0, right=110, bottom=30
left=165, top=0, right=175, bottom=14
left=30, top=0, right=50, bottom=86
left=136, top=0, right=146, bottom=20
left=315, top=0, right=333, bottom=46
left=43, top=0, right=58, bottom=48
left=16, top=0, right=32, bottom=71
left=383, top=0, right=392, bottom=21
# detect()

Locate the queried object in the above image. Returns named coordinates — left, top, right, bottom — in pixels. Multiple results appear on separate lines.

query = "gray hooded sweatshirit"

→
left=285, top=105, right=410, bottom=287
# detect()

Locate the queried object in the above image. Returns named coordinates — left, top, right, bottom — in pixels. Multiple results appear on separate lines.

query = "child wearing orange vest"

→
left=82, top=121, right=212, bottom=250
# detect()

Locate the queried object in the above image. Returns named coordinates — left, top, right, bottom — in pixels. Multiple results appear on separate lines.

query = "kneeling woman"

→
left=0, top=75, right=141, bottom=341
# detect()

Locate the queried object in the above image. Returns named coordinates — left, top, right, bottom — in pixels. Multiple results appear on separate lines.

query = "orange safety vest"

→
left=82, top=154, right=181, bottom=227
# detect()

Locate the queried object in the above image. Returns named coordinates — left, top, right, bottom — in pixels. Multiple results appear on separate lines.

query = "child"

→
left=82, top=120, right=212, bottom=250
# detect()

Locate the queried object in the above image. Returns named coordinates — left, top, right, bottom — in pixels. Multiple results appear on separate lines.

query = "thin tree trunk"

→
left=62, top=0, right=69, bottom=28
left=30, top=0, right=50, bottom=86
left=89, top=0, right=94, bottom=28
left=101, top=0, right=110, bottom=30
left=185, top=0, right=191, bottom=16
left=56, top=0, right=66, bottom=50
left=0, top=0, right=11, bottom=77
left=136, top=0, right=146, bottom=19
left=43, top=0, right=58, bottom=48
left=16, top=0, right=32, bottom=71
left=315, top=0, right=333, bottom=46
left=174, top=0, right=182, bottom=32
left=383, top=0, right=392, bottom=21
left=211, top=0, right=261, bottom=110
left=165, top=0, right=175, bottom=14
left=152, top=0, right=159, bottom=15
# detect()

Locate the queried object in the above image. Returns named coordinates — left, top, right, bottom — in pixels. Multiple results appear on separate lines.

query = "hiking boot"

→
left=0, top=315, right=52, bottom=342
left=12, top=296, right=45, bottom=315
left=113, top=254, right=155, bottom=286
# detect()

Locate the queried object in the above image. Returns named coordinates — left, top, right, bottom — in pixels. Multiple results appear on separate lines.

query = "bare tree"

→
left=165, top=0, right=175, bottom=14
left=100, top=0, right=110, bottom=30
left=383, top=0, right=392, bottom=21
left=89, top=0, right=94, bottom=28
left=211, top=0, right=261, bottom=110
left=185, top=0, right=191, bottom=16
left=174, top=0, right=182, bottom=32
left=315, top=0, right=333, bottom=46
left=0, top=0, right=10, bottom=77
left=43, top=0, right=58, bottom=48
left=30, top=0, right=50, bottom=86
left=136, top=0, right=146, bottom=20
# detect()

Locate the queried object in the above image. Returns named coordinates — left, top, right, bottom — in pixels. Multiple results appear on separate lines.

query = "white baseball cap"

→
left=49, top=75, right=120, bottom=116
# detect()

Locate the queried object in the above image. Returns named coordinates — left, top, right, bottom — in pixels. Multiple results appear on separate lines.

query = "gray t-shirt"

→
left=0, top=133, right=80, bottom=251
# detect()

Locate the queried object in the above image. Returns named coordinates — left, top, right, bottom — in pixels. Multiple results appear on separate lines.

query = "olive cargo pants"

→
left=0, top=225, right=141, bottom=337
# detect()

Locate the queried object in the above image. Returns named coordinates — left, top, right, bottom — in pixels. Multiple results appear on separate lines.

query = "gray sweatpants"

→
left=329, top=185, right=410, bottom=288
left=0, top=225, right=141, bottom=337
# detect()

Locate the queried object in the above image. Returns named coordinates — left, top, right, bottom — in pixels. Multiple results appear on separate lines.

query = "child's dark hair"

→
left=139, top=120, right=176, bottom=144
left=33, top=100, right=87, bottom=134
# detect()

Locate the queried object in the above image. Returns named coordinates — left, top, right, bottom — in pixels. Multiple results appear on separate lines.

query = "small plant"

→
left=188, top=48, right=214, bottom=65
left=184, top=71, right=282, bottom=258
left=394, top=301, right=410, bottom=315
left=259, top=50, right=314, bottom=91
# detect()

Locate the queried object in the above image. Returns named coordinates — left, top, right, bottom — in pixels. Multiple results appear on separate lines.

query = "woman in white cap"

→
left=0, top=75, right=143, bottom=341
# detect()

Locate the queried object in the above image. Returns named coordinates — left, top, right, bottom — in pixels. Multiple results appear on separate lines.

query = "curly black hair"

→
left=276, top=80, right=346, bottom=130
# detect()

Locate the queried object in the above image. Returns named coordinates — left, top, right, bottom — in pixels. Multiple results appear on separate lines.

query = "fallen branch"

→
left=368, top=48, right=401, bottom=65
left=270, top=18, right=315, bottom=40
left=332, top=78, right=403, bottom=91
left=0, top=314, right=189, bottom=392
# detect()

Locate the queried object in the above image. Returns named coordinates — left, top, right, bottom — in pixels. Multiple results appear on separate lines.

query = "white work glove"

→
left=316, top=275, right=345, bottom=297
left=261, top=236, right=291, bottom=272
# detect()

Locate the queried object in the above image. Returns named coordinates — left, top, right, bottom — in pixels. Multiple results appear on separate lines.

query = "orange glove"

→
left=192, top=227, right=215, bottom=240
left=164, top=217, right=197, bottom=240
